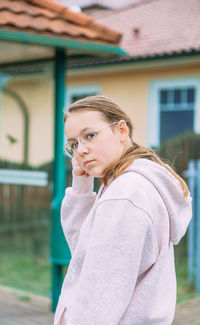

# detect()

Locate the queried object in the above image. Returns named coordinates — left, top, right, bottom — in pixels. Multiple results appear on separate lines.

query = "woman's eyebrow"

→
left=67, top=127, right=91, bottom=142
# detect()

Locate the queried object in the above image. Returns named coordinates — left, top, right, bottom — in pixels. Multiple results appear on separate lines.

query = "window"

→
left=148, top=78, right=200, bottom=147
left=66, top=85, right=101, bottom=108
left=159, top=87, right=195, bottom=143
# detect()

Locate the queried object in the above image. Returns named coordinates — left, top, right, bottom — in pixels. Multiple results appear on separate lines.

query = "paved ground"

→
left=173, top=297, right=200, bottom=325
left=0, top=285, right=200, bottom=324
left=0, top=286, right=54, bottom=325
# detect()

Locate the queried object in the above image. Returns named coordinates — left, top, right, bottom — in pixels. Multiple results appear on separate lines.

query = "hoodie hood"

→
left=125, top=158, right=192, bottom=245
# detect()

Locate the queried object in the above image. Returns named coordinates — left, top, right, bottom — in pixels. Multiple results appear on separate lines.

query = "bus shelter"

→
left=0, top=0, right=125, bottom=310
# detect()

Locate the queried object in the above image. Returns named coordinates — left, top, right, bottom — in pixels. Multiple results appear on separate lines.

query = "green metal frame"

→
left=2, top=86, right=29, bottom=164
left=50, top=48, right=70, bottom=312
left=0, top=29, right=127, bottom=55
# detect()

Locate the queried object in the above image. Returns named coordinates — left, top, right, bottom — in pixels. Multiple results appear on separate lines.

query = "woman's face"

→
left=65, top=110, right=130, bottom=178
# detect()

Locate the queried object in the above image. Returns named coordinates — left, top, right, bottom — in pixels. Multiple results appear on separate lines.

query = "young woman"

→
left=54, top=95, right=192, bottom=325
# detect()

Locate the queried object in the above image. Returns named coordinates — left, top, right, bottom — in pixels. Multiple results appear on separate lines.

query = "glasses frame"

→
left=64, top=121, right=119, bottom=159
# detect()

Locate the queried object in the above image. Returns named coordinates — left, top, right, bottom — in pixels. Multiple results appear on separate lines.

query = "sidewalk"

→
left=173, top=296, right=200, bottom=325
left=0, top=285, right=200, bottom=324
left=0, top=286, right=54, bottom=325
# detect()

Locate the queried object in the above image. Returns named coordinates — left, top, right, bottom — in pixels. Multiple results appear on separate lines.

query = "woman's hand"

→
left=72, top=157, right=90, bottom=177
left=71, top=157, right=93, bottom=194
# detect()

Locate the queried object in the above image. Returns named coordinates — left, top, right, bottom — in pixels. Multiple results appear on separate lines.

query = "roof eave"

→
left=67, top=49, right=200, bottom=69
left=0, top=29, right=127, bottom=56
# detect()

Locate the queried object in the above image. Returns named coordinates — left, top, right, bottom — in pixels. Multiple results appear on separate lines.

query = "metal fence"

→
left=184, top=159, right=200, bottom=293
left=158, top=131, right=200, bottom=270
left=0, top=159, right=73, bottom=259
left=0, top=166, right=51, bottom=258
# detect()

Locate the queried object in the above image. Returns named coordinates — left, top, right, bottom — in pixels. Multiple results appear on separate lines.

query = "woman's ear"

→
left=118, top=120, right=129, bottom=142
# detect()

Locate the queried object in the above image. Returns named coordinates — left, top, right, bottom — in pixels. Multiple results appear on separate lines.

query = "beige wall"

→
left=1, top=60, right=200, bottom=166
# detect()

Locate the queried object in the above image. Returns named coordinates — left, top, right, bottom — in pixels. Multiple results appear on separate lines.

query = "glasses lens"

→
left=80, top=130, right=97, bottom=144
left=64, top=144, right=74, bottom=158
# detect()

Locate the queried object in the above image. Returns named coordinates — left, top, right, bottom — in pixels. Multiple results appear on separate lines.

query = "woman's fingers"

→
left=72, top=158, right=86, bottom=176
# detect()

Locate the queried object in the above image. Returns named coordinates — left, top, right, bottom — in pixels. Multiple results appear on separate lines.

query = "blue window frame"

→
left=148, top=78, right=200, bottom=147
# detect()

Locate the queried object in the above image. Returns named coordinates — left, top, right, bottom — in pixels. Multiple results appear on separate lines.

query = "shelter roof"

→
left=0, top=0, right=126, bottom=68
left=0, top=0, right=121, bottom=44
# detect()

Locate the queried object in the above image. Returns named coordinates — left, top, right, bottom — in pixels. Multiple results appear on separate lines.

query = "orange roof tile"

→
left=0, top=0, right=122, bottom=44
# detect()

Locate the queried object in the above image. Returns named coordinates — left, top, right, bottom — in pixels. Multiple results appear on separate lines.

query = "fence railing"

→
left=184, top=159, right=200, bottom=292
left=0, top=168, right=51, bottom=258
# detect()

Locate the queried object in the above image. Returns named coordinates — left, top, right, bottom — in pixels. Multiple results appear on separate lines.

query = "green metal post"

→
left=50, top=49, right=70, bottom=312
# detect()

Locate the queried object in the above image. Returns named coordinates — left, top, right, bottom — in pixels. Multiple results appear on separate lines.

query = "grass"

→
left=176, top=265, right=199, bottom=303
left=0, top=254, right=52, bottom=297
left=0, top=254, right=199, bottom=303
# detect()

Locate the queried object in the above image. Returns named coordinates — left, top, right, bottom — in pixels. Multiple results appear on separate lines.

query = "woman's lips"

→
left=84, top=160, right=95, bottom=166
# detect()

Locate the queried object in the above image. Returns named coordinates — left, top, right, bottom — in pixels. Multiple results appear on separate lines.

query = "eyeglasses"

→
left=64, top=121, right=118, bottom=159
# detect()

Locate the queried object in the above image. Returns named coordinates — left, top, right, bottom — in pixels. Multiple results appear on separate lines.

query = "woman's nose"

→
left=77, top=140, right=89, bottom=155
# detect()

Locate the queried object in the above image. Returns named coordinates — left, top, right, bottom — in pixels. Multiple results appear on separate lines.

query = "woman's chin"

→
left=83, top=164, right=104, bottom=178
left=87, top=169, right=104, bottom=178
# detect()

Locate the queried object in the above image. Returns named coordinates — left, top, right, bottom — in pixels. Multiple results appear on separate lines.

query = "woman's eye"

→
left=71, top=142, right=78, bottom=149
left=87, top=132, right=96, bottom=140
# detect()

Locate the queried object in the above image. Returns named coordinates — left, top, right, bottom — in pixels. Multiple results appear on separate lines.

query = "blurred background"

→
left=0, top=0, right=200, bottom=323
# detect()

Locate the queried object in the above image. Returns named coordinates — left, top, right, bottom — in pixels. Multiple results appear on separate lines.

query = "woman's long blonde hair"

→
left=64, top=95, right=189, bottom=197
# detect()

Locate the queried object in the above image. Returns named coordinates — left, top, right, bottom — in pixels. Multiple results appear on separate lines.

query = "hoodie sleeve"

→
left=61, top=174, right=96, bottom=255
left=66, top=198, right=158, bottom=325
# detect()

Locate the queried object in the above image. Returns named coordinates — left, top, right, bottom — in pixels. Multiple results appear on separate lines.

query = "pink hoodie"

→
left=54, top=158, right=192, bottom=325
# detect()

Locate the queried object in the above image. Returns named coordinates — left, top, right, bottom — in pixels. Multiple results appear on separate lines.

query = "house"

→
left=1, top=0, right=200, bottom=166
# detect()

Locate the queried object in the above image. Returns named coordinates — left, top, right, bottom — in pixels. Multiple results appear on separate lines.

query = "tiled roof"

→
left=0, top=0, right=121, bottom=44
left=94, top=0, right=200, bottom=58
